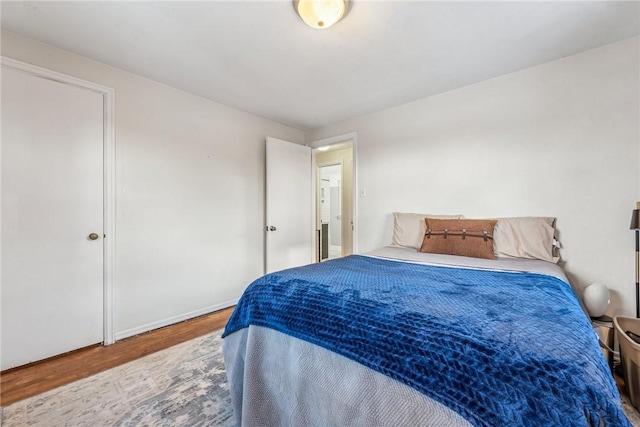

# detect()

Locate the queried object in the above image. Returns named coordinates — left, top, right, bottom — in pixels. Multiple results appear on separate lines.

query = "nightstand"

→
left=591, top=315, right=615, bottom=371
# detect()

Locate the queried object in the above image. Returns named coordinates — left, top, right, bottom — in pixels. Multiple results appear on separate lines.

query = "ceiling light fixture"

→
left=293, top=0, right=350, bottom=30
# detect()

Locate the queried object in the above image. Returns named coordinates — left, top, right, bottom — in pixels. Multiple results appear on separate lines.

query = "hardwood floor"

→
left=0, top=306, right=235, bottom=407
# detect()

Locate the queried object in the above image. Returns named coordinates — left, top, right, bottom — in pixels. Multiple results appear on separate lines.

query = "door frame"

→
left=1, top=57, right=116, bottom=345
left=308, top=132, right=358, bottom=255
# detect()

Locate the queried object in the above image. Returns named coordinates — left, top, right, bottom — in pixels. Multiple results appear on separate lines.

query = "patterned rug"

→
left=2, top=328, right=640, bottom=426
left=1, top=330, right=236, bottom=427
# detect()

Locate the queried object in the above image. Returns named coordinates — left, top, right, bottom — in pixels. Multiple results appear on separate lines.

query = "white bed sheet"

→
left=365, top=245, right=569, bottom=283
left=224, top=325, right=472, bottom=427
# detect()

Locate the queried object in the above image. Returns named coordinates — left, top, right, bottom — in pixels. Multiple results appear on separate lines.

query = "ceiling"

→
left=2, top=1, right=638, bottom=130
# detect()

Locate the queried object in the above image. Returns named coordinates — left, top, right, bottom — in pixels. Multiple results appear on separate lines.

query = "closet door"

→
left=1, top=66, right=105, bottom=370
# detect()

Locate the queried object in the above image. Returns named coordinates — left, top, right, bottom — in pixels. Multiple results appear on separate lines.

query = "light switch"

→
left=359, top=187, right=367, bottom=197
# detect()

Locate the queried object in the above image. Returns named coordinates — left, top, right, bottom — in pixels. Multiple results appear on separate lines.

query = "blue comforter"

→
left=223, top=255, right=630, bottom=427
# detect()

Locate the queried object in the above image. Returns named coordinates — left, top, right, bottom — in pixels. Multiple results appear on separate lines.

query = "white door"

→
left=265, top=137, right=313, bottom=274
left=1, top=66, right=105, bottom=370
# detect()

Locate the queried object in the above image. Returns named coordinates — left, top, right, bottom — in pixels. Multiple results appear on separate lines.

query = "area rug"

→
left=2, top=328, right=640, bottom=426
left=1, top=330, right=236, bottom=427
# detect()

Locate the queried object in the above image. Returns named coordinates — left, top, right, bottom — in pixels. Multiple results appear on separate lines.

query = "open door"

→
left=265, top=137, right=313, bottom=274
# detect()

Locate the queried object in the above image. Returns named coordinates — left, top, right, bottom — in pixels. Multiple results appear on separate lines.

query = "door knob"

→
left=88, top=233, right=100, bottom=241
left=269, top=226, right=277, bottom=231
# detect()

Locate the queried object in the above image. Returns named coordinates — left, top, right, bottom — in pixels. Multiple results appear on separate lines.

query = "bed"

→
left=223, top=215, right=631, bottom=427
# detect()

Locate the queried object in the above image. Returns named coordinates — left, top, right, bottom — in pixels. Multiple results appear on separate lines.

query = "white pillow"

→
left=392, top=212, right=465, bottom=249
left=493, top=217, right=559, bottom=263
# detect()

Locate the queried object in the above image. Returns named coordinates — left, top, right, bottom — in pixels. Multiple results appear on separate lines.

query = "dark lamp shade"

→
left=632, top=209, right=640, bottom=230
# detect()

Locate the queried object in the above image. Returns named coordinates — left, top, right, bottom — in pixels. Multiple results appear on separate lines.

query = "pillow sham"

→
left=493, top=216, right=559, bottom=263
left=420, top=218, right=497, bottom=260
left=392, top=212, right=464, bottom=249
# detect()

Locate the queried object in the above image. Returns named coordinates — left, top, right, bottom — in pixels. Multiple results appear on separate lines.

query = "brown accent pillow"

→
left=420, top=218, right=497, bottom=260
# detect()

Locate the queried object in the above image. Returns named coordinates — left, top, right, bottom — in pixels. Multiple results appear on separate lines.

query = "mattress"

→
left=223, top=247, right=630, bottom=426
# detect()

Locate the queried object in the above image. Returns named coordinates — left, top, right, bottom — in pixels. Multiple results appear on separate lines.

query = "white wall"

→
left=306, top=37, right=640, bottom=317
left=1, top=30, right=304, bottom=339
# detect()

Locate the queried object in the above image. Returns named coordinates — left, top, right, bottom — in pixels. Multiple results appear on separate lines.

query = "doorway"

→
left=314, top=141, right=354, bottom=262
left=319, top=164, right=343, bottom=260
left=264, top=135, right=356, bottom=273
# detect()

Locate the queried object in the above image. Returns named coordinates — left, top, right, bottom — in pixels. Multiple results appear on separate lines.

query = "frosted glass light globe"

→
left=295, top=0, right=347, bottom=29
left=583, top=283, right=610, bottom=317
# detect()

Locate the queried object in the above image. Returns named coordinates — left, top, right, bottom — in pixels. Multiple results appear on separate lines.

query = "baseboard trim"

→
left=114, top=299, right=239, bottom=342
